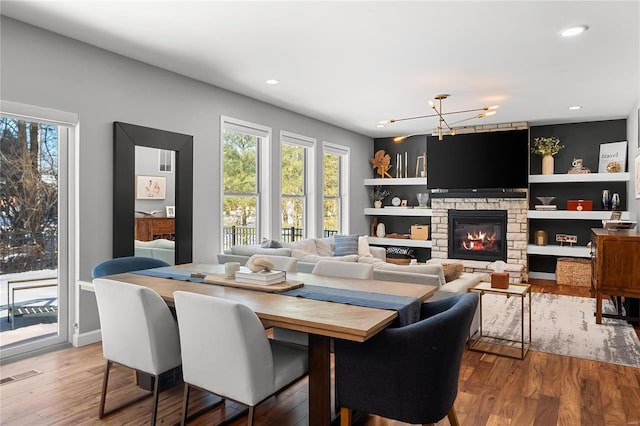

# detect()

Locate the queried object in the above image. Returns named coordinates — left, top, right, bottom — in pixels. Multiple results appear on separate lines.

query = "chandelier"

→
left=379, top=94, right=499, bottom=141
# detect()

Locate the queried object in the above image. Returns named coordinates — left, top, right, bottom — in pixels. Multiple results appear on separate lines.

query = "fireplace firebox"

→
left=448, top=209, right=507, bottom=262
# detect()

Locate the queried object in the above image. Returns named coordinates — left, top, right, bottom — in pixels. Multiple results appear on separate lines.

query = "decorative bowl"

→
left=536, top=196, right=556, bottom=205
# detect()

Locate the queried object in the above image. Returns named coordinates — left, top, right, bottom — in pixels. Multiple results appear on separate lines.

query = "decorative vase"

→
left=602, top=190, right=611, bottom=210
left=374, top=200, right=382, bottom=208
left=376, top=222, right=386, bottom=238
left=541, top=155, right=554, bottom=175
left=611, top=193, right=621, bottom=210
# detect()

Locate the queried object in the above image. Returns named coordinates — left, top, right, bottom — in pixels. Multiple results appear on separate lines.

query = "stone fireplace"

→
left=431, top=194, right=528, bottom=281
left=448, top=209, right=508, bottom=262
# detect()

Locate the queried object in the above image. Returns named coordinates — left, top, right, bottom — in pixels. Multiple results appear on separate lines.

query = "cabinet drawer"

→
left=151, top=218, right=175, bottom=234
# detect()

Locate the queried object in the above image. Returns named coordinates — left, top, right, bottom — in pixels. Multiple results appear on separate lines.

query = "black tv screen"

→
left=426, top=130, right=529, bottom=191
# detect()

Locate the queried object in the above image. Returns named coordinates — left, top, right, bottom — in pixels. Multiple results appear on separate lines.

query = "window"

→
left=281, top=132, right=315, bottom=242
left=0, top=100, right=78, bottom=362
left=221, top=117, right=271, bottom=249
left=323, top=142, right=350, bottom=236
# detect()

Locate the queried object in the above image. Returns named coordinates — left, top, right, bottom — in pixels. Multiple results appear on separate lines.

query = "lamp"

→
left=380, top=94, right=499, bottom=141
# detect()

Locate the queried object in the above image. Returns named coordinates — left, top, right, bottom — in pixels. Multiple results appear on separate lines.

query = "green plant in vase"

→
left=532, top=137, right=563, bottom=175
left=369, top=186, right=391, bottom=208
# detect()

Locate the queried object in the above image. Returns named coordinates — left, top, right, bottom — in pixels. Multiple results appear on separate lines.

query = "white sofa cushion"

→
left=315, top=237, right=335, bottom=257
left=230, top=245, right=292, bottom=257
left=358, top=236, right=373, bottom=257
left=283, top=238, right=318, bottom=255
left=290, top=250, right=358, bottom=263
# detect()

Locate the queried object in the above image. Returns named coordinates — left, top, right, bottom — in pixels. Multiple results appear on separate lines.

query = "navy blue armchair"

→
left=334, top=292, right=479, bottom=425
left=92, top=256, right=169, bottom=278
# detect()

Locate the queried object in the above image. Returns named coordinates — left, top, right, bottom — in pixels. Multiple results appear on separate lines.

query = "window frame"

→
left=322, top=141, right=350, bottom=235
left=220, top=116, right=272, bottom=248
left=280, top=131, right=316, bottom=240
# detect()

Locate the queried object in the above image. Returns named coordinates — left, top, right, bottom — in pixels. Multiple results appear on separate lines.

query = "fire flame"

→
left=462, top=230, right=496, bottom=251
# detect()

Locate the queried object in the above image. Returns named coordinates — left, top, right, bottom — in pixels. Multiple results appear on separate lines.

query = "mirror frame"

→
left=113, top=121, right=193, bottom=263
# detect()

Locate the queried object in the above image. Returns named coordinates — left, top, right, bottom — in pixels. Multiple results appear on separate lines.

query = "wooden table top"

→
left=99, top=263, right=437, bottom=342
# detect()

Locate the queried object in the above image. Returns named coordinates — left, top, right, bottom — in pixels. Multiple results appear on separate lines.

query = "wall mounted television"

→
left=426, top=129, right=529, bottom=192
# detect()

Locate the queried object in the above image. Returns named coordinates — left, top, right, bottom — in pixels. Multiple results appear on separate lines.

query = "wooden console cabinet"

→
left=135, top=217, right=175, bottom=241
left=590, top=228, right=640, bottom=324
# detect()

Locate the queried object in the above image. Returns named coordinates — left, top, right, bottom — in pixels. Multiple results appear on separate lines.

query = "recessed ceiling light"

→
left=266, top=79, right=279, bottom=85
left=376, top=124, right=385, bottom=128
left=561, top=25, right=588, bottom=37
left=569, top=105, right=582, bottom=110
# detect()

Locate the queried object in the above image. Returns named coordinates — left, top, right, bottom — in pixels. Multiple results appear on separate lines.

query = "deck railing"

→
left=222, top=226, right=338, bottom=250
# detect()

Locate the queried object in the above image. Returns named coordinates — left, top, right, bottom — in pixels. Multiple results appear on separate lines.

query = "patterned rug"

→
left=478, top=292, right=640, bottom=368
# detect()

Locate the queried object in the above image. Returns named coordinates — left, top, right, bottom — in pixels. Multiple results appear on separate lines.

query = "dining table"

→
left=97, top=262, right=437, bottom=425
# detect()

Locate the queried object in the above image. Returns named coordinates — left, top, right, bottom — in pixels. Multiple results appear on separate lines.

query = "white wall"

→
left=627, top=101, right=640, bottom=223
left=1, top=17, right=373, bottom=337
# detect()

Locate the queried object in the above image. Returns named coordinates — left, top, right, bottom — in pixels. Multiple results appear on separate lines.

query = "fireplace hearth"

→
left=448, top=209, right=507, bottom=262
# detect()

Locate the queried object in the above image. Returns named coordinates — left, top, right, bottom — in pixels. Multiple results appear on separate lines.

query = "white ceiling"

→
left=2, top=1, right=639, bottom=138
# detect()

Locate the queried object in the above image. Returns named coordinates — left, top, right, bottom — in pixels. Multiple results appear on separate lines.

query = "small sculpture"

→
left=370, top=149, right=392, bottom=178
left=246, top=256, right=274, bottom=272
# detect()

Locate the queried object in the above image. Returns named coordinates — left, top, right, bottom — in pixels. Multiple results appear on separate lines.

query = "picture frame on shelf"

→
left=135, top=175, right=166, bottom=200
left=597, top=140, right=627, bottom=173
left=166, top=205, right=175, bottom=218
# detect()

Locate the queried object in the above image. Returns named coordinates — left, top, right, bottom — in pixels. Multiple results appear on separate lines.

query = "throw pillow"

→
left=442, top=262, right=464, bottom=282
left=358, top=236, right=373, bottom=257
left=261, top=238, right=282, bottom=248
left=333, top=234, right=359, bottom=256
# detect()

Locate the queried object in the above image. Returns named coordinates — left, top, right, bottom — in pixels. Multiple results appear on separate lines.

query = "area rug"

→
left=477, top=292, right=640, bottom=368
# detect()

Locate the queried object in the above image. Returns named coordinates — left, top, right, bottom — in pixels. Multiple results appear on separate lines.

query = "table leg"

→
left=308, top=334, right=332, bottom=426
left=596, top=291, right=603, bottom=324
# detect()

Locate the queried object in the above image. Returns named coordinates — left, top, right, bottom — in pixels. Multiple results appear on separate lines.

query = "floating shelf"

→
left=528, top=172, right=629, bottom=183
left=364, top=177, right=427, bottom=186
left=527, top=244, right=591, bottom=258
left=364, top=208, right=432, bottom=217
left=368, top=237, right=432, bottom=248
left=527, top=210, right=630, bottom=220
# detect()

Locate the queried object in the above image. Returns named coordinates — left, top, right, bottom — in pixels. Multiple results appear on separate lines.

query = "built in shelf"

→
left=369, top=237, right=432, bottom=248
left=364, top=177, right=427, bottom=186
left=527, top=244, right=591, bottom=258
left=528, top=172, right=629, bottom=183
left=527, top=210, right=630, bottom=220
left=364, top=208, right=432, bottom=217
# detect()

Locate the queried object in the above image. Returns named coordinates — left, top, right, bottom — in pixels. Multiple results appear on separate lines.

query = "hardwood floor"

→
left=1, top=281, right=639, bottom=425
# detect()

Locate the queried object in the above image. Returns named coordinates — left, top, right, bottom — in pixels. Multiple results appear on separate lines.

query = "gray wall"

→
left=1, top=17, right=373, bottom=335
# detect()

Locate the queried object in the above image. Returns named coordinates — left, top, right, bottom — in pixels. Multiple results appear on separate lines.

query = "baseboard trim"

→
left=73, top=329, right=101, bottom=347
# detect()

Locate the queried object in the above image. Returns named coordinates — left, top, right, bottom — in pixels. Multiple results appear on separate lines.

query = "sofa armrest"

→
left=373, top=270, right=442, bottom=286
left=369, top=246, right=386, bottom=260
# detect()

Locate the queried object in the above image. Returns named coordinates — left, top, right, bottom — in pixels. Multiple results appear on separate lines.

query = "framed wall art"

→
left=136, top=175, right=166, bottom=200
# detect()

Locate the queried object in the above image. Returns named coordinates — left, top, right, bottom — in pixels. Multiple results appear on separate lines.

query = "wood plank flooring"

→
left=1, top=281, right=639, bottom=425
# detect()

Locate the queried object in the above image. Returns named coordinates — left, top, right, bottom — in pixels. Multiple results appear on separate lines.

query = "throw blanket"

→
left=283, top=285, right=421, bottom=326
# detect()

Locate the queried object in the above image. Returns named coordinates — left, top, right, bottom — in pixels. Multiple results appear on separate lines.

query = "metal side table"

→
left=469, top=281, right=531, bottom=359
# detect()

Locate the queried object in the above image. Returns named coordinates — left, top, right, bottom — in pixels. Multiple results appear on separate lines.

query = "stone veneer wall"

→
left=430, top=196, right=529, bottom=281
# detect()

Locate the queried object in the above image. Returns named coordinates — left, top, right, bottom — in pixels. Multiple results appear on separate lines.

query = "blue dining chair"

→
left=334, top=292, right=479, bottom=426
left=92, top=256, right=169, bottom=278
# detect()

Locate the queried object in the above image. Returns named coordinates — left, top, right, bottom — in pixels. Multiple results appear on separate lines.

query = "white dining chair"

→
left=311, top=260, right=374, bottom=279
left=173, top=291, right=308, bottom=425
left=246, top=254, right=298, bottom=272
left=93, top=278, right=182, bottom=425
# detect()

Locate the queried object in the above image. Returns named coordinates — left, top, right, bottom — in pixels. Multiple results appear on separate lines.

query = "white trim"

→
left=0, top=101, right=79, bottom=359
left=280, top=131, right=317, bottom=239
left=322, top=141, right=350, bottom=235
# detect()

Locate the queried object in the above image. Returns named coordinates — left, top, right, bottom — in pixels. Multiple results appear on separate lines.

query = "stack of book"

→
left=534, top=204, right=557, bottom=210
left=234, top=268, right=286, bottom=285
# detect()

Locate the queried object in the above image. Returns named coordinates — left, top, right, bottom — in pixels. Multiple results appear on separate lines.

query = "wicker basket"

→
left=555, top=257, right=591, bottom=287
left=386, top=257, right=412, bottom=265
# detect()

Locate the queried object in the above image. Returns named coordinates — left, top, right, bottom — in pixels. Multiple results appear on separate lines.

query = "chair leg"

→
left=98, top=360, right=112, bottom=419
left=447, top=406, right=460, bottom=426
left=181, top=384, right=191, bottom=425
left=340, top=407, right=352, bottom=426
left=151, top=374, right=160, bottom=426
left=247, top=406, right=255, bottom=426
